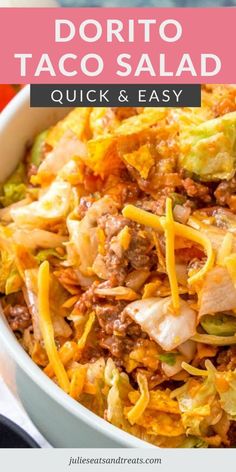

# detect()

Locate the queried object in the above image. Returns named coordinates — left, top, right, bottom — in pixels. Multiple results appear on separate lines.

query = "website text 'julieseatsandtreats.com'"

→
left=0, top=1, right=236, bottom=471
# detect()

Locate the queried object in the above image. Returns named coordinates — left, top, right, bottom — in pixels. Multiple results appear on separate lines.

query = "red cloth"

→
left=0, top=85, right=16, bottom=111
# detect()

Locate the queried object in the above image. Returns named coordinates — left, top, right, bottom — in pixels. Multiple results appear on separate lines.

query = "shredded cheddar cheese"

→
left=44, top=341, right=79, bottom=378
left=127, top=373, right=149, bottom=425
left=142, top=280, right=162, bottom=299
left=224, top=253, right=236, bottom=287
left=217, top=232, right=233, bottom=266
left=69, top=365, right=87, bottom=400
left=122, top=204, right=163, bottom=231
left=164, top=198, right=180, bottom=314
left=77, top=311, right=95, bottom=349
left=214, top=376, right=229, bottom=394
left=176, top=222, right=214, bottom=284
left=118, top=225, right=131, bottom=250
left=62, top=295, right=80, bottom=308
left=38, top=261, right=70, bottom=393
left=122, top=204, right=214, bottom=285
left=83, top=382, right=97, bottom=395
left=97, top=228, right=106, bottom=255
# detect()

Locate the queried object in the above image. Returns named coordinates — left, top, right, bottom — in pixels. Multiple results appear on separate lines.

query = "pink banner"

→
left=0, top=7, right=234, bottom=84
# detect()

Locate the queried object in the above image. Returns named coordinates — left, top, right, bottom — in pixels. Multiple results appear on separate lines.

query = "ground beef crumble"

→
left=76, top=196, right=96, bottom=219
left=5, top=305, right=31, bottom=332
left=182, top=177, right=212, bottom=203
left=99, top=214, right=130, bottom=240
left=97, top=213, right=157, bottom=285
left=214, top=177, right=236, bottom=211
left=216, top=347, right=236, bottom=371
left=74, top=282, right=99, bottom=314
left=95, top=302, right=127, bottom=335
left=95, top=302, right=147, bottom=360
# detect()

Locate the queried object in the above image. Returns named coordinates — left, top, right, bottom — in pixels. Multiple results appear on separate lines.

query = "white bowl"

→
left=0, top=86, right=151, bottom=448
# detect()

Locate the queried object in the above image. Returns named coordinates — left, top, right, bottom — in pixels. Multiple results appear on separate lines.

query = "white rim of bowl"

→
left=0, top=87, right=153, bottom=449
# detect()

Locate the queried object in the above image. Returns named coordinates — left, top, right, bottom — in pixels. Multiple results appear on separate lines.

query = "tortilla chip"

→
left=124, top=408, right=184, bottom=437
left=129, top=389, right=180, bottom=415
left=115, top=108, right=167, bottom=136
left=123, top=144, right=155, bottom=179
left=90, top=107, right=119, bottom=137
left=86, top=136, right=123, bottom=177
left=46, top=108, right=92, bottom=147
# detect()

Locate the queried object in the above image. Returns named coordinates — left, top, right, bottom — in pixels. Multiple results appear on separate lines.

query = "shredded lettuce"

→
left=0, top=238, right=22, bottom=294
left=177, top=361, right=236, bottom=437
left=215, top=371, right=236, bottom=419
left=159, top=353, right=179, bottom=366
left=5, top=269, right=22, bottom=295
left=179, top=111, right=236, bottom=181
left=36, top=248, right=66, bottom=263
left=11, top=180, right=71, bottom=228
left=0, top=251, right=15, bottom=293
left=30, top=130, right=48, bottom=167
left=0, top=163, right=26, bottom=207
left=177, top=369, right=218, bottom=436
left=181, top=436, right=208, bottom=448
left=106, top=358, right=133, bottom=429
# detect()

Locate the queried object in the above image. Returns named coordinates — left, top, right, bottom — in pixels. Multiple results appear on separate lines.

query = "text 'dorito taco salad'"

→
left=2, top=84, right=236, bottom=448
